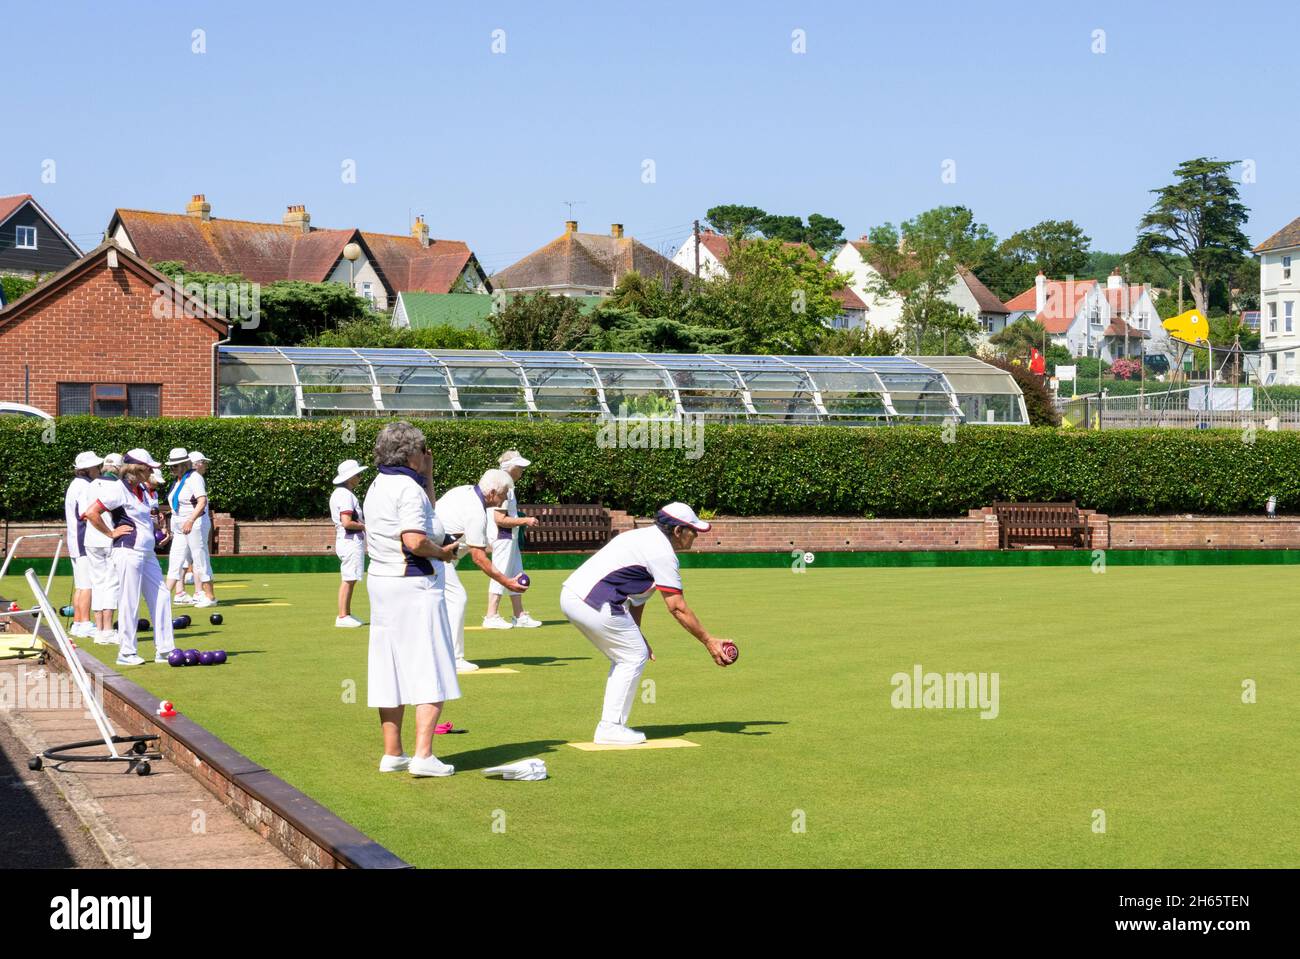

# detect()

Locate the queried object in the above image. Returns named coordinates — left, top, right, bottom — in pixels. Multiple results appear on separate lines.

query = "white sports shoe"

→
left=116, top=654, right=146, bottom=667
left=512, top=612, right=542, bottom=628
left=408, top=755, right=455, bottom=777
left=70, top=622, right=92, bottom=637
left=455, top=659, right=480, bottom=673
left=173, top=593, right=195, bottom=606
left=192, top=597, right=218, bottom=609
left=94, top=630, right=119, bottom=646
left=594, top=721, right=646, bottom=745
left=481, top=615, right=513, bottom=630
left=335, top=615, right=365, bottom=628
left=154, top=651, right=174, bottom=664
left=379, top=754, right=411, bottom=773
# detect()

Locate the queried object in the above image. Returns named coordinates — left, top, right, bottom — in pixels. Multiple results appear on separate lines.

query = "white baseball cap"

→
left=498, top=450, right=531, bottom=470
left=333, top=459, right=366, bottom=485
left=150, top=469, right=165, bottom=486
left=102, top=453, right=123, bottom=471
left=657, top=502, right=711, bottom=532
left=73, top=451, right=104, bottom=470
left=123, top=448, right=161, bottom=468
left=165, top=447, right=190, bottom=466
left=189, top=450, right=209, bottom=464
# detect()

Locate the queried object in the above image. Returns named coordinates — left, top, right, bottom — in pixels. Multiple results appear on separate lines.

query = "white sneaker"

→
left=379, top=754, right=411, bottom=773
left=116, top=654, right=146, bottom=667
left=192, top=597, right=218, bottom=609
left=481, top=615, right=513, bottom=630
left=408, top=755, right=455, bottom=777
left=154, top=651, right=174, bottom=664
left=94, top=630, right=119, bottom=646
left=512, top=612, right=542, bottom=629
left=70, top=622, right=92, bottom=637
left=335, top=615, right=365, bottom=628
left=594, top=721, right=646, bottom=745
left=455, top=659, right=479, bottom=673
left=173, top=593, right=195, bottom=606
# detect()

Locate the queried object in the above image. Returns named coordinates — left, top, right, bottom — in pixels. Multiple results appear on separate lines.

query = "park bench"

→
left=516, top=504, right=612, bottom=552
left=992, top=501, right=1091, bottom=550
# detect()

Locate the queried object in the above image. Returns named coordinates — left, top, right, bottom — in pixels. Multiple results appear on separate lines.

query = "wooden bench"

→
left=992, top=501, right=1092, bottom=550
left=517, top=504, right=612, bottom=552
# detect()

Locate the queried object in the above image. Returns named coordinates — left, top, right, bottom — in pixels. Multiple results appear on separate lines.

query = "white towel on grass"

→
left=483, top=758, right=547, bottom=781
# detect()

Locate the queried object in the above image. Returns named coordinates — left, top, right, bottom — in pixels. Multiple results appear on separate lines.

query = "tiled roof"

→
left=491, top=230, right=693, bottom=292
left=957, top=267, right=1009, bottom=314
left=1005, top=278, right=1099, bottom=334
left=1254, top=216, right=1300, bottom=254
left=1101, top=318, right=1148, bottom=338
left=111, top=208, right=476, bottom=295
left=0, top=194, right=33, bottom=225
left=1102, top=285, right=1152, bottom=316
left=832, top=286, right=867, bottom=310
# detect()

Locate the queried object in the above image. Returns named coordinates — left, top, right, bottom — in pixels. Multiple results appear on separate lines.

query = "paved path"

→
left=0, top=659, right=295, bottom=869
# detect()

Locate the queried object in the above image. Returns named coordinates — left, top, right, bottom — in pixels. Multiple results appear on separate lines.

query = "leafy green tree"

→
left=1134, top=157, right=1250, bottom=315
left=864, top=206, right=994, bottom=353
left=988, top=316, right=1050, bottom=361
left=486, top=291, right=592, bottom=351
left=980, top=220, right=1091, bottom=300
left=755, top=214, right=807, bottom=244
left=1, top=275, right=38, bottom=304
left=817, top=324, right=903, bottom=356
left=804, top=214, right=846, bottom=255
left=704, top=205, right=767, bottom=237
left=304, top=317, right=494, bottom=350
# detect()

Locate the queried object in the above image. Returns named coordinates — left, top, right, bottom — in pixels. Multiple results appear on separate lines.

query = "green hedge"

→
left=0, top=416, right=1292, bottom=521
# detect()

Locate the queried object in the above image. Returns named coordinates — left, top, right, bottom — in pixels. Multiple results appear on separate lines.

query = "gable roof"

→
left=956, top=268, right=1008, bottom=314
left=491, top=229, right=694, bottom=291
left=0, top=240, right=227, bottom=336
left=0, top=193, right=84, bottom=256
left=1102, top=284, right=1153, bottom=315
left=831, top=286, right=867, bottom=311
left=1253, top=216, right=1300, bottom=254
left=1005, top=278, right=1100, bottom=334
left=109, top=207, right=479, bottom=296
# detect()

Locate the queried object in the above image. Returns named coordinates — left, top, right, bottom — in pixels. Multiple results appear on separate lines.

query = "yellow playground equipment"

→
left=1163, top=308, right=1211, bottom=346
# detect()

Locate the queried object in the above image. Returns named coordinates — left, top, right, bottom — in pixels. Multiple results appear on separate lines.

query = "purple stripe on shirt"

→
left=583, top=564, right=654, bottom=612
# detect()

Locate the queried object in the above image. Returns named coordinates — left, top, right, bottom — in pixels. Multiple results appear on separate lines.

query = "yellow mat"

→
left=458, top=667, right=519, bottom=675
left=567, top=738, right=698, bottom=751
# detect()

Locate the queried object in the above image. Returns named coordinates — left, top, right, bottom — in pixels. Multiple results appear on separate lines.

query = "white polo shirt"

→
left=486, top=488, right=518, bottom=544
left=81, top=476, right=126, bottom=550
left=329, top=486, right=364, bottom=543
left=563, top=525, right=683, bottom=611
left=168, top=470, right=208, bottom=526
left=90, top=479, right=154, bottom=554
left=434, top=485, right=491, bottom=550
left=363, top=469, right=445, bottom=579
left=65, top=476, right=91, bottom=559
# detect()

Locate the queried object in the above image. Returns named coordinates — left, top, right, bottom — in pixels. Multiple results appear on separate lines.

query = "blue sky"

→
left=4, top=0, right=1294, bottom=273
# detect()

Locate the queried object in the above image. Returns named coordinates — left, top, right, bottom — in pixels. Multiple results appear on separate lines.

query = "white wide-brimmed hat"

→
left=73, top=451, right=104, bottom=471
left=189, top=450, right=209, bottom=464
left=123, top=448, right=161, bottom=469
left=165, top=447, right=191, bottom=466
left=498, top=450, right=531, bottom=470
left=333, top=459, right=366, bottom=485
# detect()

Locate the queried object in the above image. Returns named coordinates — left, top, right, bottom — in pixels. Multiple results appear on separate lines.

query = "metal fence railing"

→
left=1056, top=387, right=1300, bottom=431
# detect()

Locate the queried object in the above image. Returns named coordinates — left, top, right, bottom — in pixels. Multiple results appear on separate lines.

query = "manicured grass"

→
left=56, top=565, right=1299, bottom=867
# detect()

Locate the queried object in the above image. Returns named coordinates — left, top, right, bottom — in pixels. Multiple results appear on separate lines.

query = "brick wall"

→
left=1108, top=516, right=1300, bottom=549
left=0, top=254, right=221, bottom=415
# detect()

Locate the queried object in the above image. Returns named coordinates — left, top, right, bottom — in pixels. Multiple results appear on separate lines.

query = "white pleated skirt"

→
left=366, top=574, right=461, bottom=708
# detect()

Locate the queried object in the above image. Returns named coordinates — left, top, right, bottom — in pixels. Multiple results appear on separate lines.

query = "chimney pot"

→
left=186, top=194, right=212, bottom=221
left=1107, top=267, right=1123, bottom=291
left=283, top=204, right=311, bottom=234
left=611, top=223, right=624, bottom=239
left=565, top=220, right=578, bottom=234
left=1034, top=272, right=1047, bottom=317
left=412, top=215, right=430, bottom=248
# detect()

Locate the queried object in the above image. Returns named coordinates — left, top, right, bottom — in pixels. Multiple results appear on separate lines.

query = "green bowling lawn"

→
left=62, top=565, right=1298, bottom=867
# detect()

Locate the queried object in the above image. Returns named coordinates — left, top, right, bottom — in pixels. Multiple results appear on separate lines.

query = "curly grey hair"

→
left=374, top=421, right=428, bottom=467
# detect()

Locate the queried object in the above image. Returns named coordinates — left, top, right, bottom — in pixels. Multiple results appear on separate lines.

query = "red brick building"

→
left=0, top=241, right=227, bottom=416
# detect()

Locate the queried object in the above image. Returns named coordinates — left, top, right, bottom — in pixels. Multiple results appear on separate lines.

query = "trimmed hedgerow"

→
left=0, top=416, right=1289, bottom=520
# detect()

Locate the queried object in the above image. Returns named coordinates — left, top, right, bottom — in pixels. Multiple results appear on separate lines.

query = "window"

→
left=15, top=225, right=36, bottom=249
left=1287, top=301, right=1295, bottom=334
left=1090, top=306, right=1101, bottom=327
left=58, top=383, right=160, bottom=417
left=1269, top=302, right=1278, bottom=333
left=1284, top=255, right=1292, bottom=282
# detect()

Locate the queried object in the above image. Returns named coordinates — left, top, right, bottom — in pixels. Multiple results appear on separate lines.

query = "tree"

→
left=486, top=291, right=592, bottom=351
left=864, top=206, right=995, bottom=353
left=755, top=214, right=806, bottom=244
left=988, top=316, right=1050, bottom=361
left=705, top=205, right=767, bottom=237
left=1134, top=157, right=1250, bottom=315
left=817, top=324, right=903, bottom=356
left=983, top=357, right=1060, bottom=427
left=304, top=317, right=494, bottom=350
left=804, top=214, right=847, bottom=255
left=980, top=220, right=1091, bottom=300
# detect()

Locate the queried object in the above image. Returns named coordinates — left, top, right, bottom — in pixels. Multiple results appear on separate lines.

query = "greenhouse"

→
left=217, top=347, right=1028, bottom=425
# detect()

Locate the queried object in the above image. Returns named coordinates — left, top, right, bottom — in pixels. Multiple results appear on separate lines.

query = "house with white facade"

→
left=830, top=238, right=906, bottom=331
left=1254, top=216, right=1300, bottom=383
left=1003, top=272, right=1150, bottom=362
left=671, top=230, right=731, bottom=279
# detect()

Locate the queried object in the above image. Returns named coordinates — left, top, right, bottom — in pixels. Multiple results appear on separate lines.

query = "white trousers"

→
left=487, top=537, right=523, bottom=597
left=560, top=586, right=649, bottom=726
left=443, top=559, right=468, bottom=660
left=114, top=549, right=175, bottom=658
left=85, top=545, right=120, bottom=611
left=366, top=574, right=461, bottom=708
left=167, top=520, right=213, bottom=583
